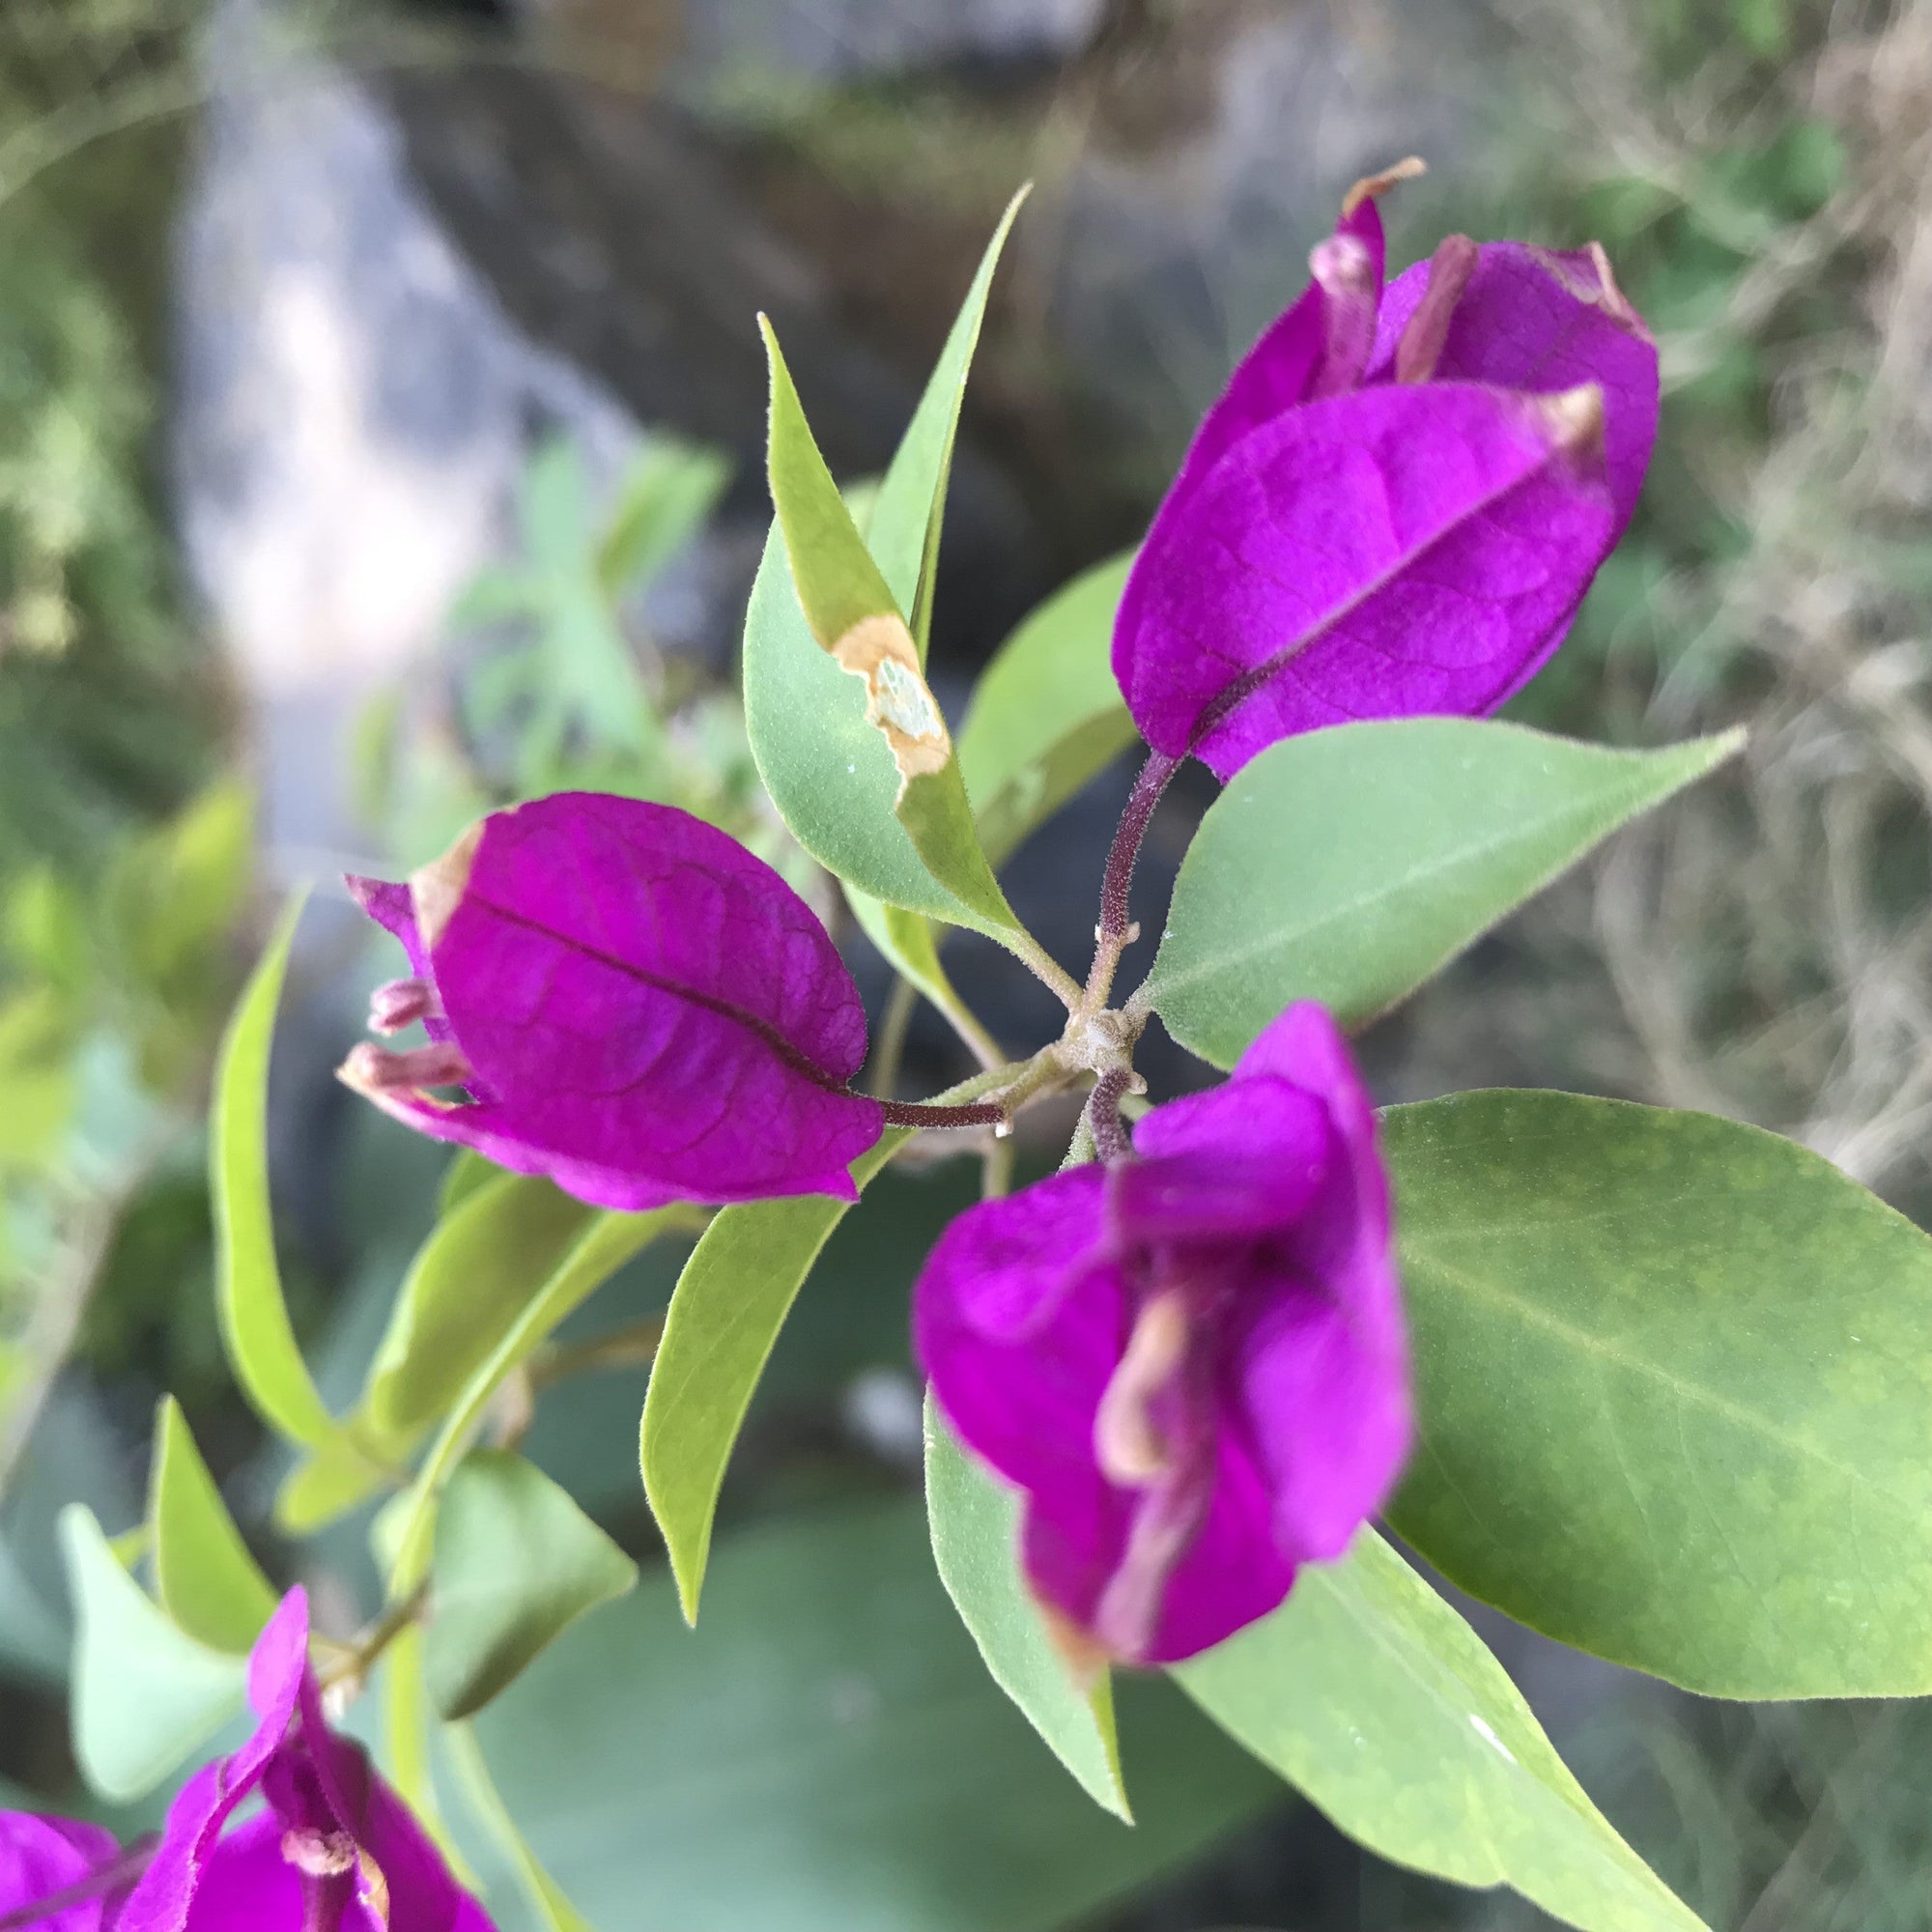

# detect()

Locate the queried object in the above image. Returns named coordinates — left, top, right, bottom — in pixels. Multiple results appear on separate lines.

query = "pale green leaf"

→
left=148, top=1396, right=278, bottom=1655
left=844, top=888, right=999, bottom=1063
left=1177, top=1529, right=1703, bottom=1932
left=956, top=552, right=1139, bottom=868
left=426, top=1450, right=637, bottom=1720
left=640, top=1134, right=908, bottom=1621
left=1384, top=1089, right=1932, bottom=1698
left=363, top=1176, right=594, bottom=1439
left=212, top=898, right=336, bottom=1446
left=923, top=1398, right=1128, bottom=1822
left=386, top=1208, right=702, bottom=1599
left=447, top=1721, right=596, bottom=1932
left=59, top=1504, right=246, bottom=1802
left=1142, top=721, right=1742, bottom=1067
left=275, top=1432, right=396, bottom=1536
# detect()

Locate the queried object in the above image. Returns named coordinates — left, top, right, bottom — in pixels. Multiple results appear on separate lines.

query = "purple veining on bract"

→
left=1111, top=165, right=1658, bottom=780
left=915, top=1003, right=1409, bottom=1665
left=342, top=793, right=883, bottom=1209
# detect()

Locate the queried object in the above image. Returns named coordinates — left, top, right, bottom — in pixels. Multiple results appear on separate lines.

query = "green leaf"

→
left=363, top=1176, right=594, bottom=1440
left=426, top=1450, right=638, bottom=1721
left=956, top=553, right=1140, bottom=868
left=382, top=1625, right=484, bottom=1890
left=447, top=1721, right=596, bottom=1932
left=596, top=436, right=732, bottom=601
left=923, top=1398, right=1129, bottom=1822
left=387, top=1208, right=702, bottom=1599
left=440, top=1148, right=501, bottom=1215
left=1383, top=1089, right=1932, bottom=1698
left=1142, top=721, right=1742, bottom=1068
left=275, top=1432, right=395, bottom=1536
left=743, top=201, right=1027, bottom=938
left=472, top=1499, right=1274, bottom=1932
left=212, top=898, right=337, bottom=1446
left=844, top=888, right=998, bottom=1063
left=59, top=1504, right=246, bottom=1802
left=1177, top=1529, right=1703, bottom=1932
left=640, top=1134, right=909, bottom=1621
left=869, top=187, right=1028, bottom=651
left=760, top=322, right=1014, bottom=931
left=147, top=1397, right=278, bottom=1655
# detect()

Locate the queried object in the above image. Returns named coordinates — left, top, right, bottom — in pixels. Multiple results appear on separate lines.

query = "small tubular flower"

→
left=915, top=1004, right=1409, bottom=1665
left=341, top=792, right=884, bottom=1209
left=116, top=1589, right=496, bottom=1932
left=1112, top=162, right=1660, bottom=781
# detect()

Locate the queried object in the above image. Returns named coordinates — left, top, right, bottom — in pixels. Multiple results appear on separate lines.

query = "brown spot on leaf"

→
left=832, top=611, right=953, bottom=788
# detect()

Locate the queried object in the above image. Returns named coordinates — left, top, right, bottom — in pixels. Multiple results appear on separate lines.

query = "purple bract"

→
left=342, top=793, right=884, bottom=1209
left=915, top=1003, right=1409, bottom=1664
left=2, top=1592, right=494, bottom=1932
left=1112, top=161, right=1660, bottom=781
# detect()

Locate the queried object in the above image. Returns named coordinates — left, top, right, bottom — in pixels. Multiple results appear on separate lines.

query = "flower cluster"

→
left=0, top=1591, right=494, bottom=1931
left=335, top=164, right=1656, bottom=1674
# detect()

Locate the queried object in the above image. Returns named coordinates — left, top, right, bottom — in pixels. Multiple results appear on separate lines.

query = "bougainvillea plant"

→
left=15, top=164, right=1932, bottom=1932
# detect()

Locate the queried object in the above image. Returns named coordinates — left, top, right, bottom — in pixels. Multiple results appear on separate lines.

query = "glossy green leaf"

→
left=956, top=553, right=1139, bottom=868
left=148, top=1397, right=278, bottom=1654
left=1383, top=1089, right=1932, bottom=1698
left=447, top=1721, right=595, bottom=1932
left=426, top=1450, right=637, bottom=1720
left=1177, top=1529, right=1702, bottom=1932
left=924, top=1398, right=1128, bottom=1822
left=1142, top=721, right=1742, bottom=1067
left=744, top=206, right=1026, bottom=939
left=364, top=1176, right=594, bottom=1439
left=640, top=1134, right=909, bottom=1621
left=59, top=1504, right=246, bottom=1802
left=387, top=1207, right=702, bottom=1598
left=212, top=897, right=337, bottom=1446
left=761, top=322, right=1013, bottom=931
left=472, top=1499, right=1274, bottom=1932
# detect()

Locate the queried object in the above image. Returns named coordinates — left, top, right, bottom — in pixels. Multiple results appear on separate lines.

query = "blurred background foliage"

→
left=3, top=0, right=1932, bottom=1926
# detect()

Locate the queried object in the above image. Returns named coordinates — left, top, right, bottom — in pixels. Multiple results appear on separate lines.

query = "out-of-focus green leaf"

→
left=760, top=323, right=1013, bottom=932
left=0, top=988, right=76, bottom=1166
left=275, top=1432, right=395, bottom=1536
left=212, top=899, right=336, bottom=1447
left=426, top=1450, right=636, bottom=1721
left=471, top=1499, right=1274, bottom=1932
left=597, top=437, right=732, bottom=599
left=957, top=554, right=1139, bottom=868
left=639, top=1134, right=908, bottom=1622
left=924, top=1399, right=1128, bottom=1821
left=844, top=890, right=998, bottom=1063
left=59, top=1503, right=245, bottom=1802
left=1143, top=721, right=1741, bottom=1067
left=362, top=1176, right=594, bottom=1440
left=148, top=1396, right=278, bottom=1655
left=448, top=1721, right=594, bottom=1932
left=1385, top=1089, right=1932, bottom=1698
left=117, top=779, right=253, bottom=990
left=388, top=1208, right=703, bottom=1598
left=439, top=1149, right=501, bottom=1216
left=1177, top=1530, right=1703, bottom=1932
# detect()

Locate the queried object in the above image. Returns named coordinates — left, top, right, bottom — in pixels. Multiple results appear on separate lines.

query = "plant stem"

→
left=531, top=1316, right=668, bottom=1391
left=981, top=1133, right=1016, bottom=1200
left=878, top=1096, right=1007, bottom=1129
left=999, top=924, right=1086, bottom=1012
left=1084, top=1067, right=1136, bottom=1164
left=867, top=978, right=919, bottom=1097
left=1084, top=750, right=1179, bottom=1009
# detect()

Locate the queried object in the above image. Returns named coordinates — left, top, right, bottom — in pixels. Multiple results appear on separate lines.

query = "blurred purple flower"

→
left=1113, top=161, right=1660, bottom=781
left=342, top=793, right=883, bottom=1209
left=117, top=1589, right=494, bottom=1932
left=915, top=1004, right=1409, bottom=1665
left=1, top=1593, right=492, bottom=1932
left=0, top=1814, right=123, bottom=1930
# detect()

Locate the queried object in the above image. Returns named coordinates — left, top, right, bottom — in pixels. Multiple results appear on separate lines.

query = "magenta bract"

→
left=114, top=1589, right=496, bottom=1932
left=915, top=1003, right=1410, bottom=1665
left=342, top=793, right=884, bottom=1209
left=1113, top=169, right=1659, bottom=781
left=0, top=1813, right=122, bottom=1930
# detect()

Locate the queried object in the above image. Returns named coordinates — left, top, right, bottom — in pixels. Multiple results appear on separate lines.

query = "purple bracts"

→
left=342, top=793, right=884, bottom=1209
left=1112, top=169, right=1658, bottom=781
left=115, top=1590, right=496, bottom=1932
left=0, top=1814, right=122, bottom=1930
left=915, top=1004, right=1409, bottom=1665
